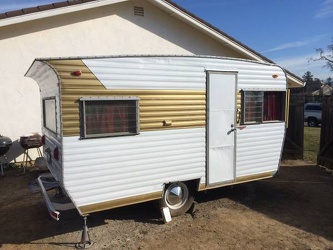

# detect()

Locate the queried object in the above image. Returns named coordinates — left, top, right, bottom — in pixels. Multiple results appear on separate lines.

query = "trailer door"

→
left=207, top=71, right=237, bottom=185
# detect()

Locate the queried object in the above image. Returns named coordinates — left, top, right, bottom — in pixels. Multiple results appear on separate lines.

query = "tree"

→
left=302, top=71, right=322, bottom=93
left=311, top=38, right=333, bottom=72
left=325, top=77, right=332, bottom=87
left=302, top=71, right=313, bottom=82
left=306, top=78, right=322, bottom=93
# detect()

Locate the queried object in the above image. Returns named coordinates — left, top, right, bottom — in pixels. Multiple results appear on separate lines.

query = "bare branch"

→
left=309, top=39, right=333, bottom=71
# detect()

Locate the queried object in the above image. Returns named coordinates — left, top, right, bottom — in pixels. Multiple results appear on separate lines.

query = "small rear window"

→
left=43, top=97, right=57, bottom=133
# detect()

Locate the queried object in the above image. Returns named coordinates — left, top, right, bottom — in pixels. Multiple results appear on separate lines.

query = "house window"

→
left=80, top=97, right=139, bottom=138
left=43, top=97, right=57, bottom=133
left=242, top=91, right=284, bottom=124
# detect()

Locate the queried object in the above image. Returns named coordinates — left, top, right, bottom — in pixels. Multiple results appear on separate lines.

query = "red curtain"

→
left=85, top=102, right=129, bottom=135
left=263, top=92, right=282, bottom=121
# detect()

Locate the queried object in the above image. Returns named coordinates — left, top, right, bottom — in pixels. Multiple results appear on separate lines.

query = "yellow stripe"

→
left=199, top=171, right=274, bottom=191
left=237, top=91, right=241, bottom=125
left=79, top=191, right=162, bottom=215
left=47, top=60, right=207, bottom=137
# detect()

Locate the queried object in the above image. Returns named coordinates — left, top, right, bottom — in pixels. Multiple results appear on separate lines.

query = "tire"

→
left=160, top=182, right=195, bottom=217
left=307, top=118, right=318, bottom=127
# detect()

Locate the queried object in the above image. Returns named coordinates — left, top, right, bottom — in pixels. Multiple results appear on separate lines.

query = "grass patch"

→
left=303, top=127, right=321, bottom=163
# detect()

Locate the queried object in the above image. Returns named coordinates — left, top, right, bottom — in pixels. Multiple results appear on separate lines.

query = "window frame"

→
left=80, top=96, right=140, bottom=139
left=241, top=90, right=285, bottom=125
left=242, top=91, right=264, bottom=124
left=42, top=97, right=57, bottom=134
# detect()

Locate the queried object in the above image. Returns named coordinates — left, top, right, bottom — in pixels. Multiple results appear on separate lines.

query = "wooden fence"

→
left=318, top=96, right=333, bottom=169
left=282, top=89, right=304, bottom=159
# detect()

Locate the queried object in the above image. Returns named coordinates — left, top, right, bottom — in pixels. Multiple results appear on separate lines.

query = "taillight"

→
left=41, top=135, right=46, bottom=145
left=53, top=147, right=59, bottom=161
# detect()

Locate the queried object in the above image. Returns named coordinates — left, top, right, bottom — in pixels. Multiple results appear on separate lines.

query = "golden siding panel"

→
left=48, top=60, right=206, bottom=137
left=141, top=105, right=206, bottom=111
left=237, top=91, right=241, bottom=110
left=141, top=120, right=205, bottom=130
left=140, top=99, right=205, bottom=106
left=140, top=110, right=205, bottom=117
left=237, top=91, right=242, bottom=125
left=140, top=115, right=205, bottom=123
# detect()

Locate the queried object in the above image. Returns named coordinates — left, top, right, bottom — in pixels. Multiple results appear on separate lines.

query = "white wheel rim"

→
left=165, top=183, right=189, bottom=209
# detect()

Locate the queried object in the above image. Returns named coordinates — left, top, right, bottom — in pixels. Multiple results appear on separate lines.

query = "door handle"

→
left=227, top=124, right=236, bottom=135
left=227, top=128, right=236, bottom=135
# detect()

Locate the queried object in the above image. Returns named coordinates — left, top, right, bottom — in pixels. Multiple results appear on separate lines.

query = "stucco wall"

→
left=0, top=1, right=243, bottom=162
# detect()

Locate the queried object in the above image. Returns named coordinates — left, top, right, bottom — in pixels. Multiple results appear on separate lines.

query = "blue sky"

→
left=172, top=0, right=333, bottom=81
left=1, top=0, right=332, bottom=81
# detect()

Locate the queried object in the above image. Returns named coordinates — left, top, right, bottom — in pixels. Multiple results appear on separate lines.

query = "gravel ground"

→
left=1, top=160, right=333, bottom=249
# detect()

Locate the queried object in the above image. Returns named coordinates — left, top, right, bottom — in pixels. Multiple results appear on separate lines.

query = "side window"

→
left=43, top=97, right=57, bottom=133
left=80, top=97, right=139, bottom=138
left=242, top=91, right=285, bottom=124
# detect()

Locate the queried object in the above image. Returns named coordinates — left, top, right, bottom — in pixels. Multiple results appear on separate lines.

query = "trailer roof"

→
left=30, top=54, right=279, bottom=64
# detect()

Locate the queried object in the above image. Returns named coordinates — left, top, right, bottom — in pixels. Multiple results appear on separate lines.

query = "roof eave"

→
left=286, top=74, right=305, bottom=88
left=0, top=0, right=128, bottom=28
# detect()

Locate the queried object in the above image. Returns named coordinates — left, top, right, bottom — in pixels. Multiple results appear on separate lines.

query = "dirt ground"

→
left=1, top=161, right=333, bottom=250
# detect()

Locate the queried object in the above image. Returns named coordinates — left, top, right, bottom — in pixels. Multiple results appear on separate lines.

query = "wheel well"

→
left=164, top=179, right=200, bottom=192
left=160, top=179, right=199, bottom=217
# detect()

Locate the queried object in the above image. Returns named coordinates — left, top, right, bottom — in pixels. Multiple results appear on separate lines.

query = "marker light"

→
left=71, top=70, right=82, bottom=77
left=41, top=135, right=46, bottom=145
left=53, top=147, right=59, bottom=161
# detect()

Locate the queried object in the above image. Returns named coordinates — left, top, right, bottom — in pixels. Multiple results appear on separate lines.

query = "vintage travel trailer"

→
left=26, top=55, right=288, bottom=221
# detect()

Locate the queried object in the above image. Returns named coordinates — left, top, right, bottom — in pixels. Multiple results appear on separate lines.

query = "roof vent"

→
left=134, top=6, right=144, bottom=16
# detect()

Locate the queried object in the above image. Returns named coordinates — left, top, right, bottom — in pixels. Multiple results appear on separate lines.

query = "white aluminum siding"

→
left=62, top=128, right=205, bottom=207
left=83, top=57, right=286, bottom=91
left=236, top=122, right=285, bottom=177
left=26, top=61, right=63, bottom=182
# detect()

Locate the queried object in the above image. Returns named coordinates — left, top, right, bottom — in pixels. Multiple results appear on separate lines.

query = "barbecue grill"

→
left=20, top=134, right=42, bottom=149
left=0, top=134, right=12, bottom=176
left=19, top=134, right=43, bottom=174
left=0, top=134, right=12, bottom=156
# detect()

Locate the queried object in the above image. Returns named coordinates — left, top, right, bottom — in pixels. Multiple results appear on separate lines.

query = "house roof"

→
left=0, top=0, right=93, bottom=19
left=312, top=84, right=333, bottom=96
left=0, top=0, right=303, bottom=87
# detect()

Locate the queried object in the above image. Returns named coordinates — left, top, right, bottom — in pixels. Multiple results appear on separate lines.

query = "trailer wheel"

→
left=160, top=182, right=195, bottom=217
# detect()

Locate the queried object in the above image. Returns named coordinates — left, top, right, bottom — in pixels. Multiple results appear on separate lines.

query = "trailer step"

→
left=37, top=173, right=75, bottom=220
